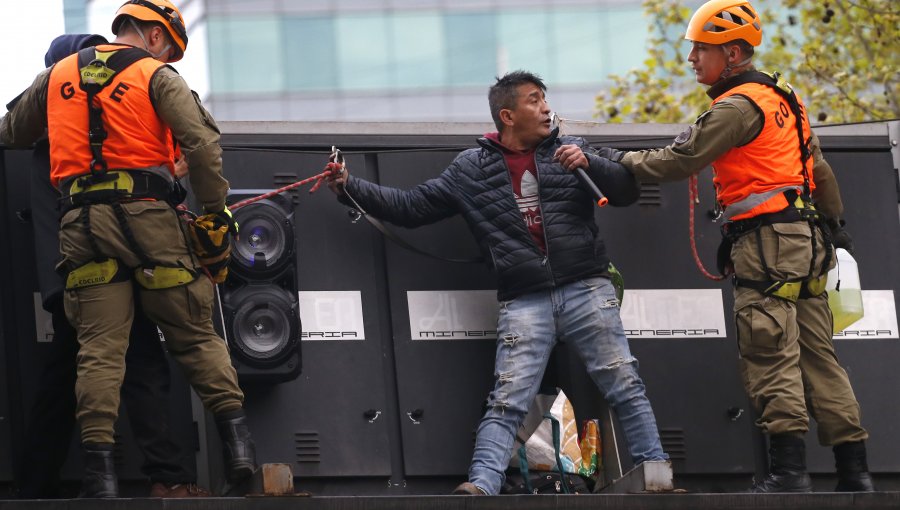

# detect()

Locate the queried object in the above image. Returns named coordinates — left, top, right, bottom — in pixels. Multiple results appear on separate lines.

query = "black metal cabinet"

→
left=3, top=124, right=898, bottom=492
left=376, top=150, right=496, bottom=476
left=221, top=149, right=393, bottom=477
left=804, top=149, right=900, bottom=473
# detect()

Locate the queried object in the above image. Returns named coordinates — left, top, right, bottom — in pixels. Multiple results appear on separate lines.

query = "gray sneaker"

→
left=452, top=482, right=486, bottom=495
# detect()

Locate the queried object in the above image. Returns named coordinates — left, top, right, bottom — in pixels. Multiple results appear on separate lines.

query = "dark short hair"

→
left=729, top=39, right=755, bottom=58
left=488, top=70, right=547, bottom=132
left=117, top=16, right=170, bottom=43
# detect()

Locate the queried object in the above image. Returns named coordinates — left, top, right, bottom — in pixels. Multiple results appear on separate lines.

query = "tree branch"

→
left=833, top=0, right=900, bottom=115
left=842, top=0, right=899, bottom=16
left=803, top=53, right=885, bottom=119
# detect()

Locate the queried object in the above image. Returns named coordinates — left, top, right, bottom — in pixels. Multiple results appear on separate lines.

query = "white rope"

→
left=551, top=113, right=607, bottom=136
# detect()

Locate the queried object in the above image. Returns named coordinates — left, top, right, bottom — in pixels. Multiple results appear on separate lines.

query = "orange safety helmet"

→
left=685, top=0, right=762, bottom=47
left=112, top=0, right=188, bottom=62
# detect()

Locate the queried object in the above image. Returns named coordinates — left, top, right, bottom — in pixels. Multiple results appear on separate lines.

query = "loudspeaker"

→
left=221, top=191, right=301, bottom=383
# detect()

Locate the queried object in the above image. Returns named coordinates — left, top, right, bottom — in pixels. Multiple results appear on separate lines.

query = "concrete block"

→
left=599, top=460, right=674, bottom=494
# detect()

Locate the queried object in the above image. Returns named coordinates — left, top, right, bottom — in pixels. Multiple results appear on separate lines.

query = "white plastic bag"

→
left=510, top=389, right=599, bottom=477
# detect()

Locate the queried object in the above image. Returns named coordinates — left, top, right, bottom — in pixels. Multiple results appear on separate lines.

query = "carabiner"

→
left=330, top=145, right=345, bottom=166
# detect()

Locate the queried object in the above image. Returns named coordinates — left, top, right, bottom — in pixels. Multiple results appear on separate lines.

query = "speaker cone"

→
left=231, top=199, right=294, bottom=278
left=227, top=286, right=299, bottom=367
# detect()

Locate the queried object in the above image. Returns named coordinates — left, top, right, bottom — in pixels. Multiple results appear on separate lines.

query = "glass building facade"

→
left=203, top=0, right=651, bottom=122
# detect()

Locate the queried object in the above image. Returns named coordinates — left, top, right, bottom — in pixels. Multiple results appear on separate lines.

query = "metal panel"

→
left=805, top=149, right=900, bottom=472
left=4, top=123, right=899, bottom=492
left=1, top=149, right=38, bottom=482
left=375, top=149, right=497, bottom=476
left=0, top=150, right=16, bottom=481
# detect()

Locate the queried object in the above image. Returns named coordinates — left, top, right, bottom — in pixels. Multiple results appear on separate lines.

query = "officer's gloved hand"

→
left=595, top=146, right=625, bottom=162
left=215, top=206, right=239, bottom=238
left=826, top=217, right=855, bottom=256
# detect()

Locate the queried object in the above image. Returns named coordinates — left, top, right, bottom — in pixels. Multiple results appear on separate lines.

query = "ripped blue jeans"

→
left=468, top=276, right=668, bottom=494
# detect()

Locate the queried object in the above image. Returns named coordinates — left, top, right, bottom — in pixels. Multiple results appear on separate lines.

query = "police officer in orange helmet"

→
left=1, top=0, right=254, bottom=497
left=606, top=0, right=872, bottom=493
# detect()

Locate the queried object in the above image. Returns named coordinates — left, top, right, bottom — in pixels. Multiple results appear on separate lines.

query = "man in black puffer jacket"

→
left=327, top=71, right=668, bottom=495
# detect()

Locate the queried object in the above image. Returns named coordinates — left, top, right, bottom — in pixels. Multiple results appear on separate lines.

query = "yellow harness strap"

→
left=133, top=266, right=197, bottom=290
left=65, top=258, right=130, bottom=290
left=766, top=274, right=828, bottom=302
left=69, top=171, right=135, bottom=195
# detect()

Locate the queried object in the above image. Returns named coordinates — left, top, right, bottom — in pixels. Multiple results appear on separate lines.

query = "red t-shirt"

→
left=486, top=133, right=546, bottom=252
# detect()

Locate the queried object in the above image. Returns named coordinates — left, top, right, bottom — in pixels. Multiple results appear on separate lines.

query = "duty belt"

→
left=61, top=169, right=173, bottom=213
left=721, top=205, right=819, bottom=242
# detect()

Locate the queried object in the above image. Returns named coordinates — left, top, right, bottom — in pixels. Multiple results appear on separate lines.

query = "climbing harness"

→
left=60, top=46, right=197, bottom=291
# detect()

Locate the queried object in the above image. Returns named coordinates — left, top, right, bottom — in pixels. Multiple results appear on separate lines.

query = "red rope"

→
left=689, top=175, right=726, bottom=281
left=229, top=169, right=333, bottom=210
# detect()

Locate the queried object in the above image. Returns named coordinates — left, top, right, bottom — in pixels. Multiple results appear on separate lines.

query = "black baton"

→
left=575, top=167, right=608, bottom=207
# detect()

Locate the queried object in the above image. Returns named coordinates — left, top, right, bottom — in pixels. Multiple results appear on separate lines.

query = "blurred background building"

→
left=78, top=0, right=670, bottom=123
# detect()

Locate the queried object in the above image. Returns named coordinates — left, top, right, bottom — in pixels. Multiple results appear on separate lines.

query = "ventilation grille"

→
left=273, top=173, right=300, bottom=205
left=659, top=428, right=686, bottom=461
left=638, top=182, right=662, bottom=206
left=295, top=431, right=321, bottom=464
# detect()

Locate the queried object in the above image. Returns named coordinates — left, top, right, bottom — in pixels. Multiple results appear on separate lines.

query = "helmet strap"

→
left=130, top=18, right=172, bottom=61
left=718, top=46, right=752, bottom=81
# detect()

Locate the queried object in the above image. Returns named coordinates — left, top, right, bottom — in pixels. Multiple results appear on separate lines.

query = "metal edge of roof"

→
left=0, top=122, right=888, bottom=150
left=218, top=121, right=681, bottom=138
left=217, top=121, right=892, bottom=150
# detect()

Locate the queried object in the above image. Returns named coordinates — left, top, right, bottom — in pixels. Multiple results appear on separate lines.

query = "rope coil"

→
left=689, top=175, right=726, bottom=281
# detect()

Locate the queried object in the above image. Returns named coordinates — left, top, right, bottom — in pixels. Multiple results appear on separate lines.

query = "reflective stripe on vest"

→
left=47, top=44, right=176, bottom=188
left=711, top=82, right=814, bottom=221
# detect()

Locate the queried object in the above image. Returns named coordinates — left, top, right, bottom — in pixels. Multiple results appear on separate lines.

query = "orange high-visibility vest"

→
left=710, top=81, right=814, bottom=221
left=47, top=44, right=175, bottom=188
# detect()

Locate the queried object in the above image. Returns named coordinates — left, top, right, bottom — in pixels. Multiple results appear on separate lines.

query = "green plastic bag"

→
left=608, top=262, right=624, bottom=303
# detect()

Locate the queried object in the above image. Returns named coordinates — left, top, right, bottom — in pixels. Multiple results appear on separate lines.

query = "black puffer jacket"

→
left=344, top=129, right=639, bottom=300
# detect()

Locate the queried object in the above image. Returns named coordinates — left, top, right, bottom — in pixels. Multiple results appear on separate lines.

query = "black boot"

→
left=834, top=441, right=875, bottom=492
left=215, top=409, right=257, bottom=483
left=79, top=443, right=118, bottom=498
left=748, top=434, right=812, bottom=493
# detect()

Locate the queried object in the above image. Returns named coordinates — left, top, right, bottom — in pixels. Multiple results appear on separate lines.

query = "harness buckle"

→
left=88, top=127, right=107, bottom=143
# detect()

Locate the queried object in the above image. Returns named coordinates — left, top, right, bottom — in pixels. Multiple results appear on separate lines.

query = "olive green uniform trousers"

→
left=59, top=200, right=243, bottom=444
left=731, top=220, right=867, bottom=445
